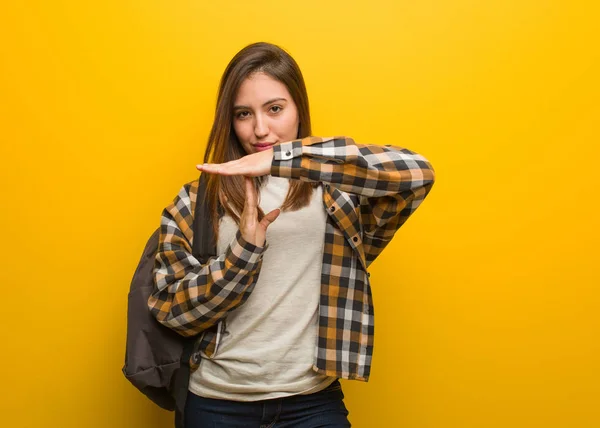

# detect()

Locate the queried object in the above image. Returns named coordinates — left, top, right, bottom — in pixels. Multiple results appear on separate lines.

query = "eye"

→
left=235, top=110, right=250, bottom=120
left=269, top=105, right=282, bottom=114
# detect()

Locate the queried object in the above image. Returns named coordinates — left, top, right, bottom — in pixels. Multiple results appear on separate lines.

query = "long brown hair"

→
left=202, top=42, right=316, bottom=240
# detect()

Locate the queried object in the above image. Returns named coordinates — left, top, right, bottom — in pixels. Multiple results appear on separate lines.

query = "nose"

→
left=254, top=114, right=269, bottom=139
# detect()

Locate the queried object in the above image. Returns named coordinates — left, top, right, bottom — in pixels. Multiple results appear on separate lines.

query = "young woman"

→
left=148, top=42, right=435, bottom=427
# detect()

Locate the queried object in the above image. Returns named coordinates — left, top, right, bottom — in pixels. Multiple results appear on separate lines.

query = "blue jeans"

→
left=184, top=379, right=351, bottom=427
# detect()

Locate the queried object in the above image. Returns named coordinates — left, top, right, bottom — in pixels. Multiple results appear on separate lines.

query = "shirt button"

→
left=285, top=151, right=292, bottom=156
left=352, top=236, right=358, bottom=242
left=330, top=206, right=335, bottom=212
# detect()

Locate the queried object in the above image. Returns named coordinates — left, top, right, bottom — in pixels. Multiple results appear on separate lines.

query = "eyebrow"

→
left=233, top=97, right=287, bottom=111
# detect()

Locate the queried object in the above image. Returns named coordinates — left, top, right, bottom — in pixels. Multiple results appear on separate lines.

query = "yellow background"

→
left=1, top=1, right=598, bottom=427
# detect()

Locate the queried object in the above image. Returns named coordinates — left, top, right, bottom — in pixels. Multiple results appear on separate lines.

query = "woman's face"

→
left=232, top=72, right=300, bottom=155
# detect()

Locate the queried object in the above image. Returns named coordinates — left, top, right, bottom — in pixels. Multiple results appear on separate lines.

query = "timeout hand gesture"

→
left=196, top=148, right=273, bottom=177
left=238, top=177, right=280, bottom=247
left=197, top=149, right=279, bottom=247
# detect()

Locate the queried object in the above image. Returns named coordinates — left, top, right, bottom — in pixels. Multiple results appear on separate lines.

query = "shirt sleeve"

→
left=271, top=136, right=436, bottom=266
left=147, top=183, right=267, bottom=337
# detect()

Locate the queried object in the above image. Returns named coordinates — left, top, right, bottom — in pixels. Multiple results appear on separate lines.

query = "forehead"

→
left=234, top=72, right=291, bottom=104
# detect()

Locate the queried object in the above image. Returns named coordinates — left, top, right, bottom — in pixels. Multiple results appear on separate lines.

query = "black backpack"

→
left=122, top=173, right=216, bottom=426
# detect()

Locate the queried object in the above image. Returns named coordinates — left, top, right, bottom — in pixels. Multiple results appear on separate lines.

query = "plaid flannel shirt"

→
left=148, top=136, right=435, bottom=381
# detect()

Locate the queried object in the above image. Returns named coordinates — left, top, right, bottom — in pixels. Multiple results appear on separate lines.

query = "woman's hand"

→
left=196, top=148, right=273, bottom=177
left=239, top=176, right=280, bottom=247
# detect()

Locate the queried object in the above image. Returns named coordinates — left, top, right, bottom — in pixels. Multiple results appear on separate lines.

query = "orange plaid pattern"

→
left=149, top=136, right=435, bottom=381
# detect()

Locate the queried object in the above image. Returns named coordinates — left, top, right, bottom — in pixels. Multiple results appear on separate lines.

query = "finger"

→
left=242, top=177, right=257, bottom=217
left=218, top=191, right=228, bottom=207
left=195, top=161, right=231, bottom=174
left=196, top=160, right=246, bottom=175
left=196, top=163, right=225, bottom=174
left=260, top=208, right=281, bottom=230
left=196, top=152, right=269, bottom=177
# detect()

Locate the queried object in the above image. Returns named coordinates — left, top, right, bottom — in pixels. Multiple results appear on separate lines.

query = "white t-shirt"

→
left=188, top=176, right=337, bottom=401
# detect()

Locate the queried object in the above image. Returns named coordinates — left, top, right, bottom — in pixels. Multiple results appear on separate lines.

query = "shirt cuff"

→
left=226, top=229, right=268, bottom=272
left=271, top=139, right=304, bottom=180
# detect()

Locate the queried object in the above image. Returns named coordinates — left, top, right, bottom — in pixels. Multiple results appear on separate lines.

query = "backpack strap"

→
left=174, top=172, right=218, bottom=428
left=192, top=172, right=217, bottom=263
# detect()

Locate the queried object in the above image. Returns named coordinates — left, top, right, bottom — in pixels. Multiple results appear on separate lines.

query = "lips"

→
left=253, top=142, right=276, bottom=152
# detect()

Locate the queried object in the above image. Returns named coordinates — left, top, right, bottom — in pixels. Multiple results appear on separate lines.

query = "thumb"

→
left=260, top=208, right=281, bottom=230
